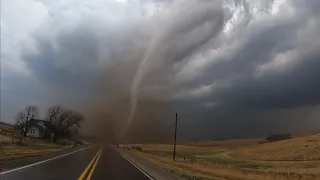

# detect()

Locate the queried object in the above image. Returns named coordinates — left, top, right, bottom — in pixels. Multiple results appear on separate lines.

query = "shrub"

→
left=266, top=134, right=291, bottom=142
left=136, top=146, right=143, bottom=152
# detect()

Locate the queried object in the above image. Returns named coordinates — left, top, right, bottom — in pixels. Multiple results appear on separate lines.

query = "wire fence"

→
left=141, top=149, right=320, bottom=178
left=178, top=155, right=319, bottom=175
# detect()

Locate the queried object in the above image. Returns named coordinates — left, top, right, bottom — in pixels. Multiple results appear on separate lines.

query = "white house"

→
left=27, top=126, right=41, bottom=138
left=26, top=119, right=53, bottom=139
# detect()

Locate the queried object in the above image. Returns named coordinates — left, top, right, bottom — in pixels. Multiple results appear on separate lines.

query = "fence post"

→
left=269, top=166, right=271, bottom=173
left=305, top=165, right=308, bottom=174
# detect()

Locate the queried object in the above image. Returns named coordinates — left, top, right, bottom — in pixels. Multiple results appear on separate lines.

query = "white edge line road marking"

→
left=0, top=146, right=92, bottom=175
left=118, top=151, right=155, bottom=180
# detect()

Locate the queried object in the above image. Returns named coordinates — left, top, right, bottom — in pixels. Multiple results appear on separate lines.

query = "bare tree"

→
left=15, top=112, right=25, bottom=143
left=47, top=106, right=84, bottom=142
left=15, top=106, right=38, bottom=139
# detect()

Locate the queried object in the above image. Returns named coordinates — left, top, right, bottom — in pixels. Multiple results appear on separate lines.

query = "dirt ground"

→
left=123, top=134, right=320, bottom=180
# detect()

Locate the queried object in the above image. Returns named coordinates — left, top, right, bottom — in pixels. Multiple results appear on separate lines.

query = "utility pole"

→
left=173, top=113, right=178, bottom=161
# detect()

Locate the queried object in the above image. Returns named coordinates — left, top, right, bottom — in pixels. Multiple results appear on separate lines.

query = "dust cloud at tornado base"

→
left=82, top=59, right=173, bottom=143
left=80, top=0, right=224, bottom=143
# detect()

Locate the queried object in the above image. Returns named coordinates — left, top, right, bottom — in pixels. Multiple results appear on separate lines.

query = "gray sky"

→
left=1, top=0, right=320, bottom=140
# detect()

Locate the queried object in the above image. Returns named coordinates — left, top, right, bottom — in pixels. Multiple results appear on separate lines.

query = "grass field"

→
left=0, top=134, right=12, bottom=143
left=0, top=124, right=69, bottom=161
left=232, top=134, right=320, bottom=161
left=123, top=134, right=320, bottom=180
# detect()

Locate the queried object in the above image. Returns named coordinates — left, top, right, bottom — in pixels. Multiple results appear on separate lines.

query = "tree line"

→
left=15, top=105, right=84, bottom=142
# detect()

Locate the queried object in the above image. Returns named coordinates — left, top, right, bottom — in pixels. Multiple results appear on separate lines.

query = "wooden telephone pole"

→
left=173, top=113, right=178, bottom=161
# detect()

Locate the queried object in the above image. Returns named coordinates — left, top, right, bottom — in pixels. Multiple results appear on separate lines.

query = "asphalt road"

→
left=0, top=146, right=151, bottom=180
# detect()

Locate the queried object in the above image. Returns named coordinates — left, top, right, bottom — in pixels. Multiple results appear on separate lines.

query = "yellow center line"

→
left=86, top=149, right=102, bottom=180
left=78, top=148, right=101, bottom=180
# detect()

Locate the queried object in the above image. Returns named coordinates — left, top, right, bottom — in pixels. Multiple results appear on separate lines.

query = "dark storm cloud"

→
left=2, top=0, right=320, bottom=140
left=212, top=56, right=320, bottom=108
left=176, top=105, right=320, bottom=140
left=175, top=0, right=320, bottom=109
left=24, top=27, right=98, bottom=88
left=14, top=0, right=226, bottom=141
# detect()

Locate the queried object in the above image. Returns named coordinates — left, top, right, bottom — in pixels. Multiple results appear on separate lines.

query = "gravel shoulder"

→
left=115, top=146, right=185, bottom=180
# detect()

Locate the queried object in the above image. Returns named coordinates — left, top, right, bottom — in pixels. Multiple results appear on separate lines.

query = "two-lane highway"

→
left=0, top=146, right=152, bottom=180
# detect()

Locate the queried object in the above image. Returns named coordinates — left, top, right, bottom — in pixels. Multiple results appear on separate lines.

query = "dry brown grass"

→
left=0, top=124, right=18, bottom=136
left=134, top=137, right=264, bottom=156
left=124, top=134, right=320, bottom=180
left=0, top=134, right=12, bottom=143
left=136, top=144, right=226, bottom=155
left=232, top=134, right=320, bottom=161
left=0, top=135, right=67, bottom=161
left=0, top=124, right=74, bottom=162
left=185, top=138, right=265, bottom=148
left=0, top=145, right=63, bottom=160
left=131, top=150, right=318, bottom=180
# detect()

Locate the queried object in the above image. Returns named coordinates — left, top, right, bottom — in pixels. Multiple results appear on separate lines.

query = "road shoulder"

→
left=114, top=146, right=185, bottom=180
left=0, top=145, right=91, bottom=173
